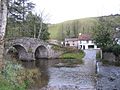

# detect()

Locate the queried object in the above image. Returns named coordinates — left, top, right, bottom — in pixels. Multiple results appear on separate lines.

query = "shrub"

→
left=102, top=45, right=113, bottom=53
left=0, top=60, right=40, bottom=90
left=0, top=74, right=14, bottom=90
left=112, top=44, right=120, bottom=56
left=1, top=61, right=27, bottom=90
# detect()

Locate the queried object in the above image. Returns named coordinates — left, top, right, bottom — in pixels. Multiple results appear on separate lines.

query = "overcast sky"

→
left=31, top=0, right=120, bottom=24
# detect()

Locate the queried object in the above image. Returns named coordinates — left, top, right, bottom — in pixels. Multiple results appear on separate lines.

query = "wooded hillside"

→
left=48, top=15, right=120, bottom=40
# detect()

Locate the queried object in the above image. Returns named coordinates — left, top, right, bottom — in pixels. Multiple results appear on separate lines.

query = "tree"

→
left=39, top=23, right=50, bottom=40
left=25, top=11, right=39, bottom=37
left=37, top=10, right=49, bottom=39
left=7, top=0, right=35, bottom=37
left=93, top=17, right=113, bottom=50
left=72, top=21, right=78, bottom=37
left=8, top=0, right=34, bottom=22
left=60, top=24, right=65, bottom=40
left=25, top=12, right=50, bottom=40
left=66, top=24, right=71, bottom=38
left=0, top=0, right=8, bottom=68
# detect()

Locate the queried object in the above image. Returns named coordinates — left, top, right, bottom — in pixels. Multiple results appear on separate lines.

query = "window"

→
left=88, top=45, right=94, bottom=49
left=66, top=43, right=70, bottom=46
left=91, top=40, right=94, bottom=43
left=87, top=40, right=89, bottom=43
left=73, top=41, right=74, bottom=45
left=80, top=45, right=82, bottom=49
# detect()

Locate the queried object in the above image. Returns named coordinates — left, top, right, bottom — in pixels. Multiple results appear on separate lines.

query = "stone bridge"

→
left=5, top=37, right=61, bottom=61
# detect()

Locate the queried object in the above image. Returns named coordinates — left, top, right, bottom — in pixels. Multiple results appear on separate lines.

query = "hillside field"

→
left=48, top=15, right=120, bottom=40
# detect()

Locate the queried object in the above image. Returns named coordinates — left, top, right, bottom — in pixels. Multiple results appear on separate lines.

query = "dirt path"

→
left=40, top=50, right=97, bottom=90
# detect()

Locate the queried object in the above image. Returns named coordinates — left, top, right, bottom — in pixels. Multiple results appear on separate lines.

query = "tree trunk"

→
left=37, top=18, right=42, bottom=39
left=0, top=0, right=7, bottom=68
left=33, top=24, right=36, bottom=38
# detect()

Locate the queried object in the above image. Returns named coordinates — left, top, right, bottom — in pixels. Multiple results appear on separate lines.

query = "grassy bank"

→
left=0, top=60, right=40, bottom=90
left=60, top=50, right=84, bottom=59
left=59, top=50, right=85, bottom=66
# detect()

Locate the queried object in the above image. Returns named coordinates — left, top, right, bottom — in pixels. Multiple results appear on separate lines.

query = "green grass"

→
left=0, top=75, right=14, bottom=90
left=61, top=51, right=84, bottom=59
left=48, top=24, right=62, bottom=40
left=58, top=50, right=85, bottom=66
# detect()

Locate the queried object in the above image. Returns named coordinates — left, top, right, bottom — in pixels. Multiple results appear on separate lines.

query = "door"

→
left=83, top=45, right=85, bottom=49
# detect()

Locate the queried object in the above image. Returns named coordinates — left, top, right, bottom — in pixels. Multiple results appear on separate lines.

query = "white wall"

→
left=65, top=41, right=78, bottom=47
left=65, top=39, right=100, bottom=50
left=78, top=40, right=99, bottom=49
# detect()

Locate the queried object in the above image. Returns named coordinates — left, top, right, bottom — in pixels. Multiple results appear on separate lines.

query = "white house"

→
left=64, top=38, right=78, bottom=48
left=64, top=33, right=99, bottom=49
left=78, top=33, right=98, bottom=49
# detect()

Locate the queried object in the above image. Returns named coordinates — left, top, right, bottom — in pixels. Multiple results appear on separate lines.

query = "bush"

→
left=0, top=60, right=40, bottom=90
left=102, top=45, right=113, bottom=53
left=1, top=61, right=27, bottom=90
left=112, top=44, right=120, bottom=56
left=0, top=74, right=14, bottom=90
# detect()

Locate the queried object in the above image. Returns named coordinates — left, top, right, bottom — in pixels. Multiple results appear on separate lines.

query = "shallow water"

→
left=7, top=50, right=97, bottom=90
left=21, top=50, right=97, bottom=90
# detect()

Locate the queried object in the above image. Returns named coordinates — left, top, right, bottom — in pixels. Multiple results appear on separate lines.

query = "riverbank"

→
left=97, top=62, right=120, bottom=90
left=55, top=50, right=84, bottom=67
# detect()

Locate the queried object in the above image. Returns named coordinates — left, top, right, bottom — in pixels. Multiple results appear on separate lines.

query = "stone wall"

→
left=103, top=52, right=116, bottom=62
left=47, top=45, right=63, bottom=59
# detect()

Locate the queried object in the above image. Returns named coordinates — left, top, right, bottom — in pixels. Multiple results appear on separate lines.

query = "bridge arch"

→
left=35, top=45, right=48, bottom=59
left=7, top=44, right=28, bottom=60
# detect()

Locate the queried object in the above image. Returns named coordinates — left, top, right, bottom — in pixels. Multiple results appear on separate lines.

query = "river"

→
left=8, top=50, right=97, bottom=90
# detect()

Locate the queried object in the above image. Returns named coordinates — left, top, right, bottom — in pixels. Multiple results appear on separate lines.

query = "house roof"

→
left=78, top=34, right=92, bottom=41
left=65, top=38, right=78, bottom=42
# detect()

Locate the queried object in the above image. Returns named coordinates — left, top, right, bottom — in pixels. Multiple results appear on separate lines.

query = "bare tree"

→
left=37, top=11, right=43, bottom=39
left=37, top=9, right=50, bottom=39
left=0, top=0, right=7, bottom=68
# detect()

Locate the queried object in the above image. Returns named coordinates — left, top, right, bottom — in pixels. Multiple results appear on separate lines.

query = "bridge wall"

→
left=5, top=37, right=63, bottom=60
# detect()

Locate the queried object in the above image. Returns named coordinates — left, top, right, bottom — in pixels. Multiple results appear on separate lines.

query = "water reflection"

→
left=21, top=59, right=60, bottom=89
left=6, top=52, right=61, bottom=89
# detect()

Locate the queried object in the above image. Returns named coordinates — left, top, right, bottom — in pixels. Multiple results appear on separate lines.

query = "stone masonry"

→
left=5, top=37, right=62, bottom=61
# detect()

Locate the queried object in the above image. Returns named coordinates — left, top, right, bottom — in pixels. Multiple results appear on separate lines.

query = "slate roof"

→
left=78, top=34, right=92, bottom=41
left=65, top=38, right=78, bottom=42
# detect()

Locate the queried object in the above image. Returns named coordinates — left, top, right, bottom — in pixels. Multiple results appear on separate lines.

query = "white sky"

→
left=31, top=0, right=120, bottom=24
